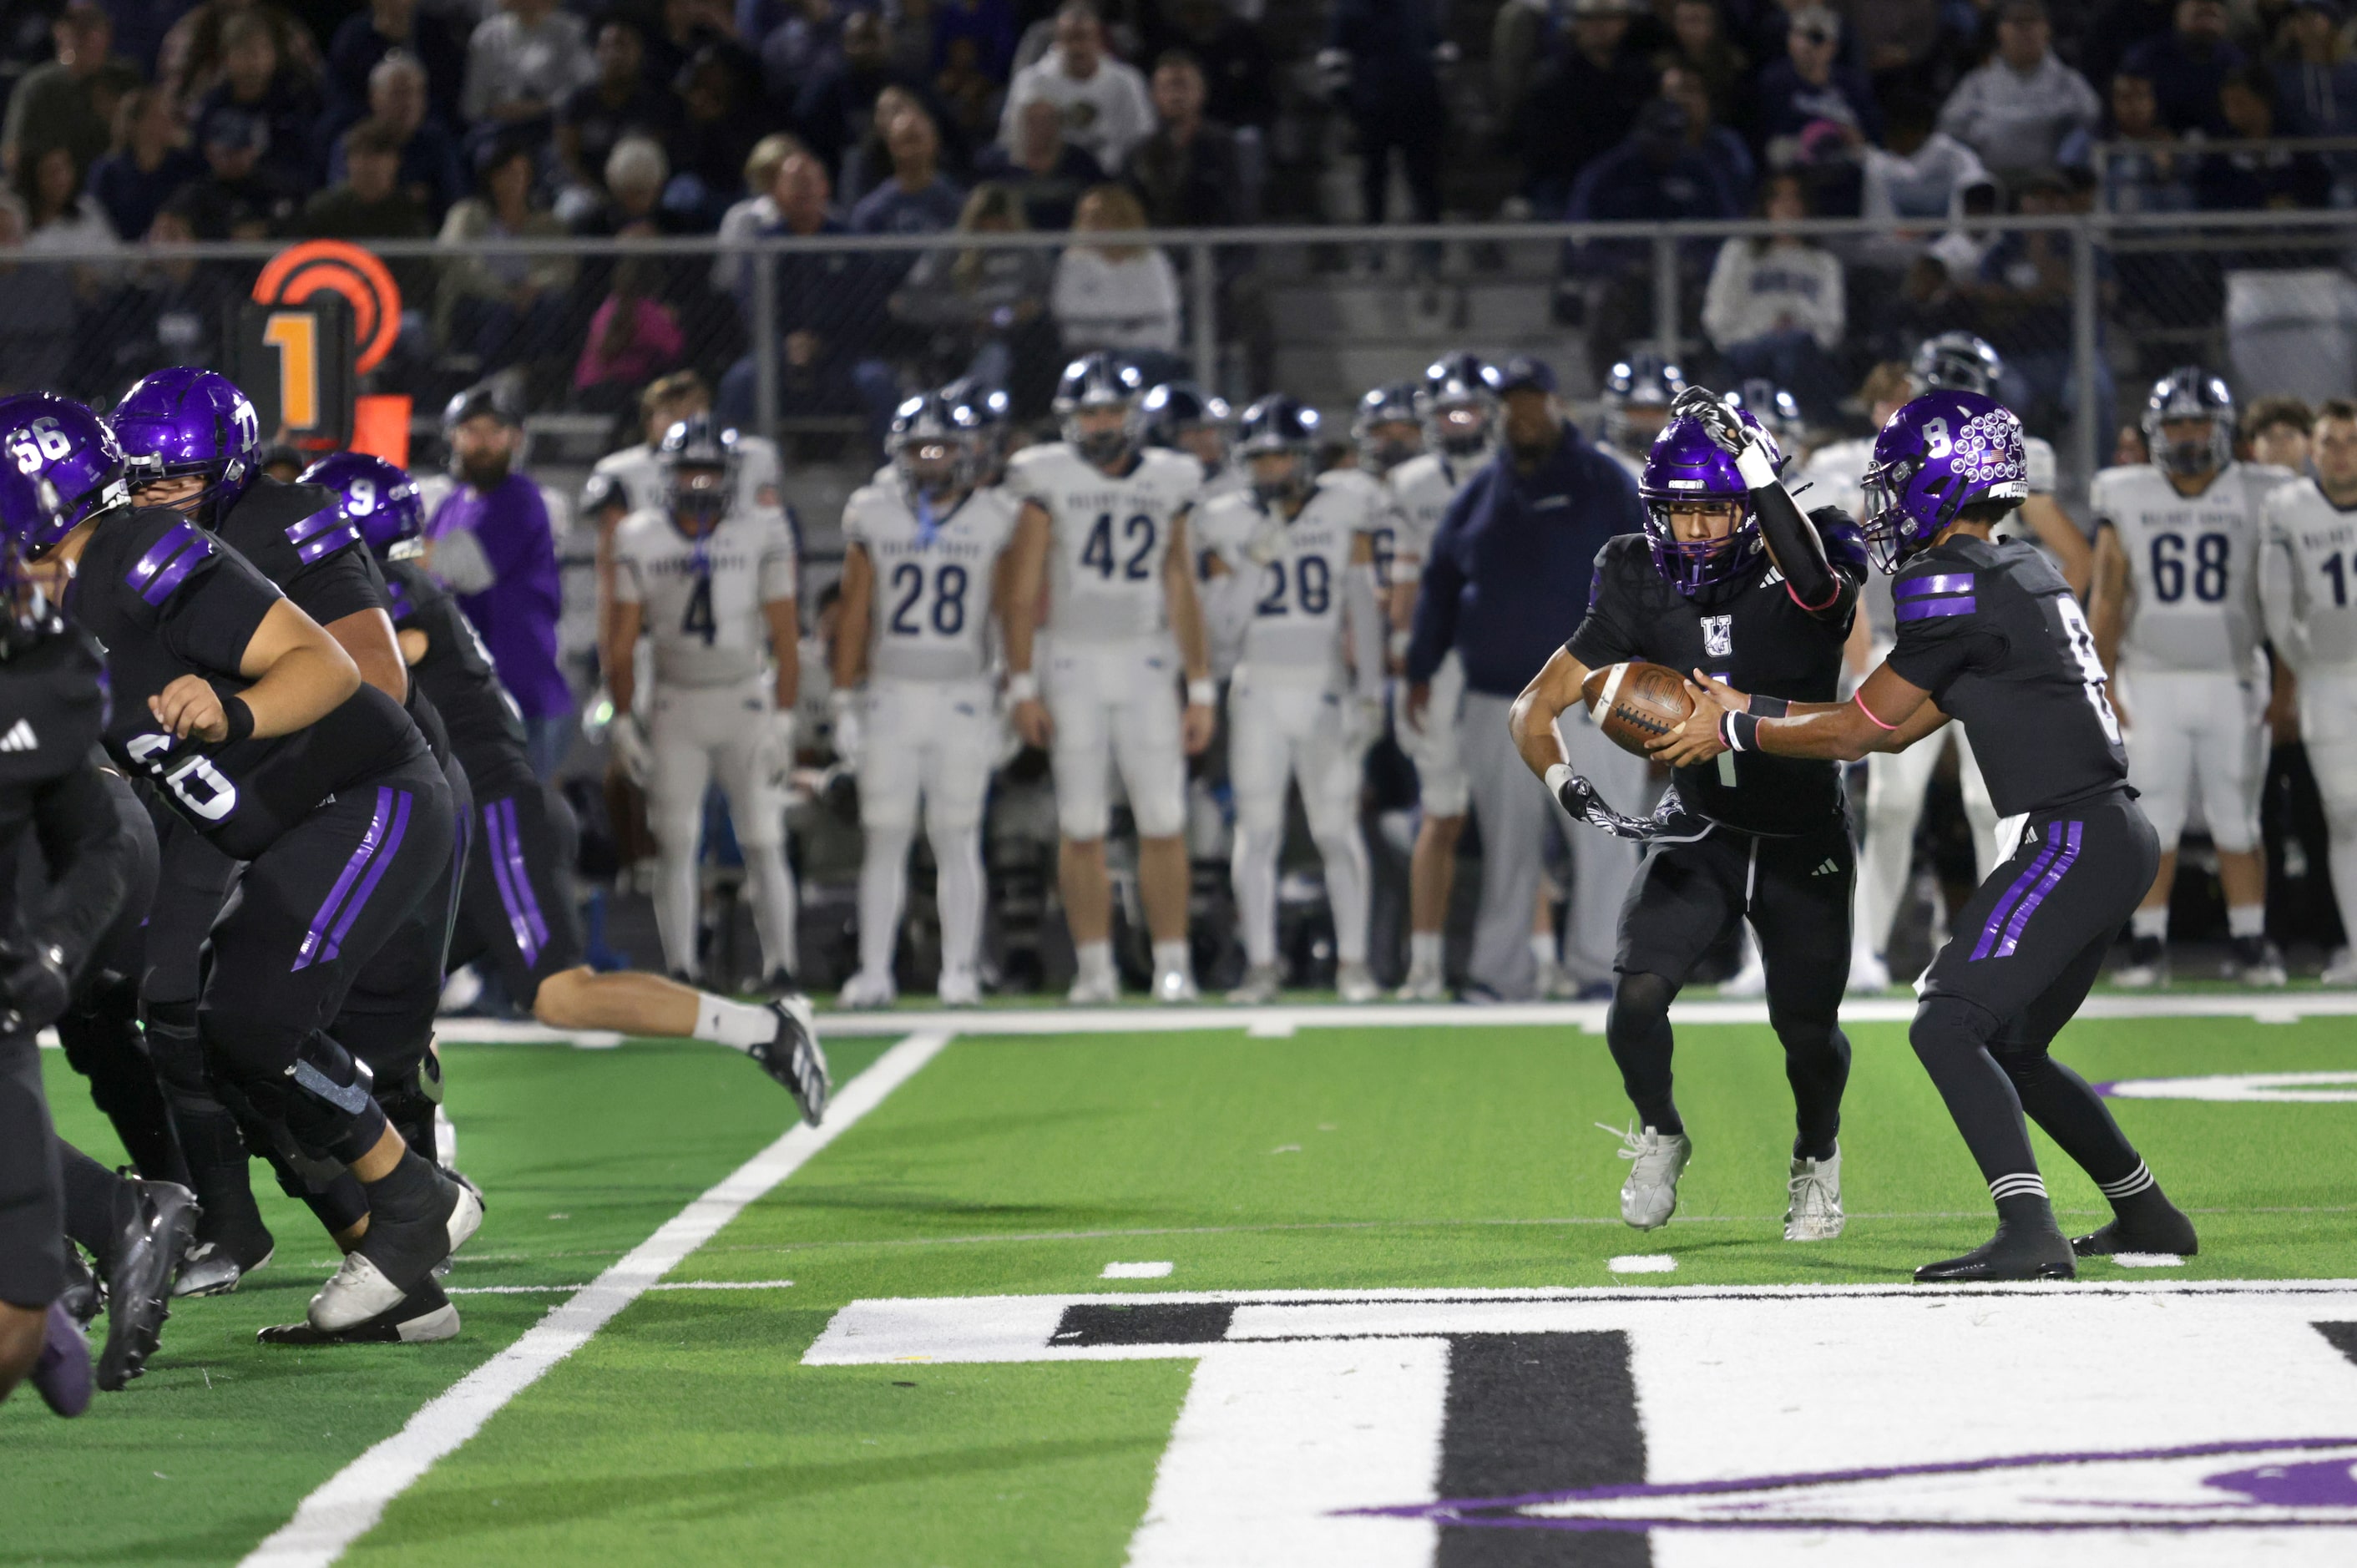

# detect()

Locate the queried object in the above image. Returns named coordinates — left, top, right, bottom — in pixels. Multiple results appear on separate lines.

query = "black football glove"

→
left=0, top=938, right=71, bottom=1035
left=1555, top=771, right=1714, bottom=844
left=1668, top=387, right=1751, bottom=457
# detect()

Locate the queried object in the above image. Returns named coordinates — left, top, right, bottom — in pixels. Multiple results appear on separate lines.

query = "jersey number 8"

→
left=1081, top=513, right=1157, bottom=580
left=2055, top=596, right=2122, bottom=744
left=888, top=561, right=969, bottom=637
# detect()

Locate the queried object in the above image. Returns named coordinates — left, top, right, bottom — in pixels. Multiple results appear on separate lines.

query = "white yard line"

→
left=237, top=1029, right=952, bottom=1568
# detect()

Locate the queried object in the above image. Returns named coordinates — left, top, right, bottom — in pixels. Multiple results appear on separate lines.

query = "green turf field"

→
left=7, top=999, right=2357, bottom=1565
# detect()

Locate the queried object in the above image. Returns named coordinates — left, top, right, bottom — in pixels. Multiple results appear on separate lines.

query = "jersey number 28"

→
left=888, top=561, right=969, bottom=636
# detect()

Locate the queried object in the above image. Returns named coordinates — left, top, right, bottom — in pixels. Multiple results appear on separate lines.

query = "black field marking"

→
left=2315, top=1322, right=2357, bottom=1366
left=1438, top=1333, right=1651, bottom=1568
left=1050, top=1301, right=1235, bottom=1347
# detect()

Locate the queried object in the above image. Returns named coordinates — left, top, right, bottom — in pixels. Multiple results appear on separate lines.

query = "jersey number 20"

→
left=1081, top=513, right=1157, bottom=580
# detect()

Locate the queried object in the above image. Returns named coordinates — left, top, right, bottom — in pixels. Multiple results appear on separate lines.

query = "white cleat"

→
left=1154, top=967, right=1199, bottom=1004
left=1336, top=961, right=1379, bottom=1004
left=2323, top=948, right=2357, bottom=989
left=1784, top=1147, right=1844, bottom=1241
left=1600, top=1121, right=1692, bottom=1232
left=1227, top=963, right=1282, bottom=1005
left=1066, top=970, right=1120, bottom=1005
left=936, top=969, right=982, bottom=1007
left=837, top=970, right=898, bottom=1009
left=1849, top=949, right=1890, bottom=993
left=1394, top=960, right=1447, bottom=1001
left=308, top=1253, right=407, bottom=1332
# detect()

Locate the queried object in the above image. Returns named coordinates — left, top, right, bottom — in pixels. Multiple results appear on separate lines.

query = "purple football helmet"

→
left=109, top=367, right=261, bottom=526
left=0, top=392, right=129, bottom=558
left=301, top=452, right=425, bottom=562
left=1640, top=412, right=1763, bottom=594
left=1859, top=390, right=2031, bottom=573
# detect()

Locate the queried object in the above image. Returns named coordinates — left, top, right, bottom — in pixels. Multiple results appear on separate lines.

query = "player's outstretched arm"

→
left=2090, top=523, right=2128, bottom=681
left=606, top=600, right=645, bottom=715
left=1509, top=646, right=1595, bottom=781
left=1652, top=661, right=1933, bottom=764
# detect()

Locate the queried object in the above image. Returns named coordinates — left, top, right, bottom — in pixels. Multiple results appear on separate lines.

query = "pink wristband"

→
left=1854, top=690, right=1899, bottom=731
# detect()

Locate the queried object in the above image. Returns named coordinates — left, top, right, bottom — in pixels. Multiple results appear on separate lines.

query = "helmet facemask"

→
left=668, top=462, right=730, bottom=536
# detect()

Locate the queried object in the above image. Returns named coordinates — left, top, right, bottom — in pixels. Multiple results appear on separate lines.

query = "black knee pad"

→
left=245, top=1033, right=387, bottom=1169
left=1910, top=994, right=2000, bottom=1070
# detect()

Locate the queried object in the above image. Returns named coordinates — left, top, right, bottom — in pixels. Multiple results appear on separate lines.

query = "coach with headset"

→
left=1404, top=357, right=1646, bottom=1000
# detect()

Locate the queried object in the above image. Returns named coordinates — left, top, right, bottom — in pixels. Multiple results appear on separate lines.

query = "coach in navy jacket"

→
left=1404, top=356, right=1646, bottom=999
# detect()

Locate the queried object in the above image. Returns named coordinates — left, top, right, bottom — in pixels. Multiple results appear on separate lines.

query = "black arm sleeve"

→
left=1754, top=483, right=1859, bottom=624
left=25, top=759, right=134, bottom=979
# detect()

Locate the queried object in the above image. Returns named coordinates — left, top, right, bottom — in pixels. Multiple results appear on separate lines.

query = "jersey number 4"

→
left=2147, top=532, right=2228, bottom=604
left=888, top=561, right=969, bottom=636
left=681, top=574, right=717, bottom=645
left=1081, top=513, right=1157, bottom=580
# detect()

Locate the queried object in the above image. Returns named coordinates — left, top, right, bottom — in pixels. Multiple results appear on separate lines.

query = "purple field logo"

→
left=1346, top=1437, right=2357, bottom=1533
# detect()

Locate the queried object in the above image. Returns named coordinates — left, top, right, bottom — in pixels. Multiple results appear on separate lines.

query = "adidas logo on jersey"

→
left=0, top=719, right=37, bottom=752
left=1811, top=858, right=1840, bottom=878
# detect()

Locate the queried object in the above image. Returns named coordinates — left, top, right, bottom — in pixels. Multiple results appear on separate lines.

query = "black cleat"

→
left=260, top=1280, right=459, bottom=1345
left=1916, top=1221, right=2077, bottom=1283
left=752, top=994, right=829, bottom=1125
left=2073, top=1196, right=2199, bottom=1259
left=32, top=1302, right=92, bottom=1417
left=58, top=1247, right=101, bottom=1330
left=98, top=1179, right=200, bottom=1391
left=172, top=1223, right=275, bottom=1298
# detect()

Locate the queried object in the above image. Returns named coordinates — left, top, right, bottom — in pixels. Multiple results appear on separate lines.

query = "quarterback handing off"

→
left=1654, top=389, right=2198, bottom=1282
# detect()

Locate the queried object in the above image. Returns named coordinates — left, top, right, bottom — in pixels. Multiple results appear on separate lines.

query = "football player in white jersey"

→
left=1352, top=380, right=1423, bottom=599
left=582, top=371, right=784, bottom=529
left=2260, top=399, right=2357, bottom=985
left=2091, top=367, right=2293, bottom=987
left=1004, top=353, right=1216, bottom=1004
left=1387, top=353, right=1499, bottom=998
left=607, top=417, right=805, bottom=988
left=833, top=389, right=1021, bottom=1007
left=1198, top=397, right=1388, bottom=1003
left=1140, top=381, right=1242, bottom=503
left=1596, top=351, right=1687, bottom=480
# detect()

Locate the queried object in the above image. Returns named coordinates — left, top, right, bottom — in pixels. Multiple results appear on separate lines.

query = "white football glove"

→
left=1340, top=693, right=1384, bottom=756
left=608, top=711, right=652, bottom=787
left=765, top=707, right=798, bottom=787
left=829, top=689, right=865, bottom=772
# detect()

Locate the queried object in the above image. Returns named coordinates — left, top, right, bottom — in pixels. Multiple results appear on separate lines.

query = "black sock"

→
left=58, top=982, right=190, bottom=1188
left=2000, top=1052, right=2145, bottom=1191
left=361, top=1151, right=448, bottom=1227
left=1910, top=997, right=2039, bottom=1184
left=147, top=1005, right=266, bottom=1243
left=58, top=1144, right=128, bottom=1271
left=1995, top=1191, right=2060, bottom=1235
left=1606, top=972, right=1684, bottom=1136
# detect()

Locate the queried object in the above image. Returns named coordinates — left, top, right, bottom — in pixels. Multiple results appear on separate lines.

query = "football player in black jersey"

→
left=0, top=453, right=189, bottom=1411
left=3, top=394, right=476, bottom=1336
left=306, top=453, right=829, bottom=1122
left=1656, top=389, right=2198, bottom=1282
left=110, top=367, right=470, bottom=1302
left=1510, top=392, right=1864, bottom=1242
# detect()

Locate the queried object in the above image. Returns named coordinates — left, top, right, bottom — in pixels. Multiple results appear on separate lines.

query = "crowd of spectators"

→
left=0, top=0, right=2349, bottom=428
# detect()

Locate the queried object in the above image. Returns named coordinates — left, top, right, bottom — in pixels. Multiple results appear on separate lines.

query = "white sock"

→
left=2131, top=906, right=2168, bottom=941
left=1075, top=939, right=1114, bottom=983
left=1152, top=939, right=1191, bottom=979
left=1409, top=931, right=1443, bottom=970
left=1530, top=933, right=1556, bottom=970
left=930, top=822, right=986, bottom=980
left=1313, top=828, right=1370, bottom=965
left=1232, top=822, right=1281, bottom=968
left=857, top=823, right=913, bottom=980
left=742, top=844, right=800, bottom=977
left=2228, top=903, right=2266, bottom=938
left=692, top=993, right=775, bottom=1051
left=652, top=847, right=700, bottom=978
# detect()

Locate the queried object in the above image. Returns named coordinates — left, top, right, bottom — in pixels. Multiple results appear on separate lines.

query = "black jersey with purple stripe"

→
left=382, top=559, right=536, bottom=798
left=216, top=478, right=379, bottom=625
left=67, top=505, right=427, bottom=860
left=1883, top=534, right=2128, bottom=817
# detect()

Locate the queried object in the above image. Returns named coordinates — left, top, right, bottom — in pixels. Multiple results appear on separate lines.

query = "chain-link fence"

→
left=9, top=207, right=2357, bottom=511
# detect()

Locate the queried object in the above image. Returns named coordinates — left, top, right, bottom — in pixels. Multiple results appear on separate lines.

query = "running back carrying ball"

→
left=1581, top=660, right=1694, bottom=756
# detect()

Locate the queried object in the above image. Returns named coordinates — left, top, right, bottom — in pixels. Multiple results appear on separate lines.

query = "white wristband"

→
left=1544, top=762, right=1573, bottom=796
left=1006, top=671, right=1039, bottom=704
left=1735, top=442, right=1780, bottom=492
left=1187, top=678, right=1217, bottom=706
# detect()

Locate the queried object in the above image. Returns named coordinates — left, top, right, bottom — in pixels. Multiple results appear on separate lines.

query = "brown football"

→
left=1580, top=661, right=1695, bottom=757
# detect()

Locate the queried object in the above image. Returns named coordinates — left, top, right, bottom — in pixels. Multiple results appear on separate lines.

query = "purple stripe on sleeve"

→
left=1995, top=820, right=2083, bottom=958
left=1895, top=596, right=1975, bottom=622
left=323, top=790, right=412, bottom=961
left=293, top=524, right=362, bottom=564
left=1970, top=836, right=2064, bottom=962
left=285, top=508, right=346, bottom=545
left=483, top=800, right=538, bottom=964
left=292, top=787, right=392, bottom=972
left=500, top=797, right=550, bottom=953
left=1895, top=572, right=1975, bottom=599
left=126, top=519, right=199, bottom=590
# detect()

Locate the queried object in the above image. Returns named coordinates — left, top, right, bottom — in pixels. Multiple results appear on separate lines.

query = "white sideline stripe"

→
left=1607, top=1254, right=1677, bottom=1274
left=238, top=1029, right=952, bottom=1568
left=1103, top=1261, right=1176, bottom=1279
left=445, top=1280, right=797, bottom=1296
left=2112, top=1253, right=2186, bottom=1268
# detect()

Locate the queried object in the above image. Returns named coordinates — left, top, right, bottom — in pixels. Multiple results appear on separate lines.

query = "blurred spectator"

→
left=576, top=255, right=686, bottom=411
left=1127, top=49, right=1247, bottom=226
left=161, top=0, right=321, bottom=109
left=88, top=84, right=201, bottom=242
left=669, top=43, right=765, bottom=227
left=2113, top=419, right=2150, bottom=465
left=3, top=2, right=140, bottom=185
left=195, top=13, right=321, bottom=196
left=1325, top=0, right=1449, bottom=226
left=1565, top=98, right=1738, bottom=366
left=1702, top=169, right=1844, bottom=418
left=2200, top=63, right=2330, bottom=209
left=1517, top=0, right=1655, bottom=214
left=438, top=137, right=577, bottom=372
left=1975, top=170, right=2112, bottom=438
left=298, top=114, right=432, bottom=319
left=102, top=197, right=236, bottom=377
left=719, top=149, right=896, bottom=427
left=104, top=0, right=192, bottom=78
left=461, top=0, right=595, bottom=134
left=889, top=180, right=1056, bottom=399
left=178, top=104, right=301, bottom=237
left=1862, top=92, right=1990, bottom=234
left=1938, top=0, right=2102, bottom=179
left=2119, top=0, right=2243, bottom=134
left=1001, top=2, right=1153, bottom=175
left=713, top=131, right=802, bottom=293
left=323, top=0, right=465, bottom=136
left=2083, top=0, right=2177, bottom=94
left=1142, top=0, right=1276, bottom=134
left=935, top=30, right=1009, bottom=148
left=1756, top=5, right=1884, bottom=163
left=0, top=195, right=78, bottom=391
left=2276, top=0, right=2357, bottom=200
left=838, top=83, right=926, bottom=206
left=796, top=11, right=934, bottom=175
left=1051, top=181, right=1181, bottom=371
left=1661, top=60, right=1756, bottom=209
left=1842, top=0, right=1944, bottom=100
left=2244, top=394, right=2314, bottom=467
left=17, top=141, right=119, bottom=275
left=2102, top=68, right=2198, bottom=210
left=1664, top=0, right=1753, bottom=131
left=851, top=106, right=965, bottom=240
left=326, top=53, right=463, bottom=221
left=973, top=94, right=1102, bottom=229
left=558, top=19, right=679, bottom=204
left=934, top=0, right=1019, bottom=85
left=1490, top=0, right=1557, bottom=143
left=758, top=0, right=849, bottom=105
left=883, top=0, right=939, bottom=83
